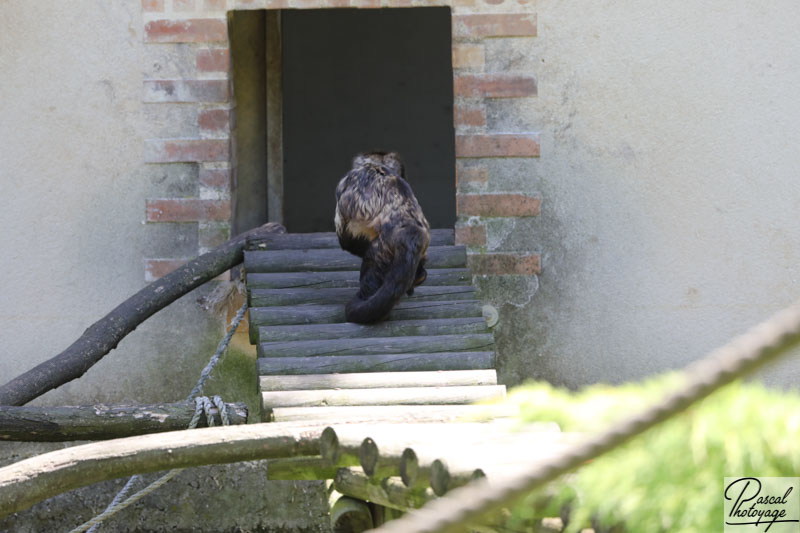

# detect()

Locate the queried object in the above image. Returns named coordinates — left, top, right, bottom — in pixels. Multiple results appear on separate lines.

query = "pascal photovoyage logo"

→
left=724, top=477, right=800, bottom=532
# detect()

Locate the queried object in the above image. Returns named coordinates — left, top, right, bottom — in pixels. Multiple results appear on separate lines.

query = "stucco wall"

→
left=492, top=0, right=800, bottom=387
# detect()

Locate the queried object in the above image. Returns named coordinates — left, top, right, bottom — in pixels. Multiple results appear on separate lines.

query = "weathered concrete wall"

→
left=0, top=2, right=328, bottom=530
left=486, top=0, right=800, bottom=388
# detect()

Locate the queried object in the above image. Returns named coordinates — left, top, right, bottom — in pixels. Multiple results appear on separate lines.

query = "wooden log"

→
left=249, top=300, right=483, bottom=327
left=246, top=228, right=455, bottom=250
left=360, top=437, right=403, bottom=479
left=257, top=317, right=489, bottom=343
left=258, top=333, right=495, bottom=358
left=0, top=222, right=285, bottom=407
left=260, top=370, right=497, bottom=392
left=267, top=404, right=519, bottom=424
left=262, top=385, right=506, bottom=409
left=430, top=458, right=486, bottom=496
left=249, top=285, right=475, bottom=307
left=330, top=495, right=375, bottom=532
left=266, top=455, right=355, bottom=480
left=0, top=422, right=326, bottom=518
left=246, top=268, right=472, bottom=290
left=243, top=246, right=466, bottom=273
left=320, top=426, right=362, bottom=466
left=334, top=467, right=434, bottom=512
left=0, top=401, right=247, bottom=442
left=257, top=351, right=496, bottom=375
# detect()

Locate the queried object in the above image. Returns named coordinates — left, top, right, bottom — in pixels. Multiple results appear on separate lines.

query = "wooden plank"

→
left=334, top=467, right=434, bottom=512
left=249, top=300, right=483, bottom=327
left=261, top=385, right=506, bottom=408
left=246, top=268, right=472, bottom=289
left=266, top=404, right=519, bottom=424
left=246, top=228, right=455, bottom=250
left=258, top=334, right=494, bottom=358
left=243, top=246, right=466, bottom=273
left=260, top=370, right=497, bottom=392
left=249, top=285, right=475, bottom=307
left=258, top=317, right=488, bottom=343
left=257, top=352, right=495, bottom=375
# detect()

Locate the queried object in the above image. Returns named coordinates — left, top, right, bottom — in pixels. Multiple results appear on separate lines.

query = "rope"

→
left=70, top=303, right=248, bottom=533
left=374, top=299, right=800, bottom=533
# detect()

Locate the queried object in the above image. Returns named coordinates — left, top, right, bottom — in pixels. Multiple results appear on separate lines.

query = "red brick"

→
left=142, top=0, right=165, bottom=11
left=455, top=134, right=540, bottom=157
left=454, top=74, right=537, bottom=98
left=197, top=49, right=230, bottom=72
left=144, top=258, right=187, bottom=281
left=458, top=193, right=540, bottom=217
left=146, top=198, right=231, bottom=222
left=144, top=19, right=227, bottom=43
left=454, top=104, right=486, bottom=127
left=455, top=225, right=487, bottom=246
left=204, top=0, right=228, bottom=9
left=199, top=168, right=231, bottom=189
left=453, top=14, right=537, bottom=39
left=174, top=0, right=196, bottom=10
left=198, top=109, right=230, bottom=132
left=468, top=253, right=541, bottom=275
left=452, top=44, right=484, bottom=69
left=456, top=162, right=488, bottom=186
left=145, top=139, right=230, bottom=162
left=143, top=80, right=229, bottom=103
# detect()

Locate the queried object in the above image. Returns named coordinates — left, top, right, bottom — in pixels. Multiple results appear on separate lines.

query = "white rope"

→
left=70, top=302, right=248, bottom=533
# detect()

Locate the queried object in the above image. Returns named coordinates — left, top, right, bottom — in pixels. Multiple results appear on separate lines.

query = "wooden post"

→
left=265, top=10, right=283, bottom=224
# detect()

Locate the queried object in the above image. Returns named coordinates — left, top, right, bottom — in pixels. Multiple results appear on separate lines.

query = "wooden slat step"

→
left=247, top=228, right=455, bottom=250
left=261, top=385, right=506, bottom=408
left=260, top=369, right=497, bottom=391
left=258, top=334, right=495, bottom=358
left=246, top=269, right=472, bottom=290
left=257, top=317, right=488, bottom=343
left=257, top=352, right=495, bottom=375
left=249, top=299, right=483, bottom=328
left=266, top=404, right=519, bottom=423
left=244, top=246, right=466, bottom=273
left=249, top=285, right=475, bottom=307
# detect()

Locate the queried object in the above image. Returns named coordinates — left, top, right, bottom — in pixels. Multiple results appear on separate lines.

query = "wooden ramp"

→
left=244, top=229, right=505, bottom=423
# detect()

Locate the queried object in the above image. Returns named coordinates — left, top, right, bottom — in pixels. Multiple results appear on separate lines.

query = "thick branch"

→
left=0, top=401, right=248, bottom=442
left=0, top=421, right=322, bottom=518
left=0, top=223, right=285, bottom=406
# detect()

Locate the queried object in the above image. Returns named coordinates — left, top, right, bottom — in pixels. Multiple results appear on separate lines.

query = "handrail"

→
left=0, top=222, right=285, bottom=406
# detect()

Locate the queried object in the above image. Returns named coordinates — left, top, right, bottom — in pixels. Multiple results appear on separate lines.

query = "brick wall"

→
left=141, top=0, right=540, bottom=279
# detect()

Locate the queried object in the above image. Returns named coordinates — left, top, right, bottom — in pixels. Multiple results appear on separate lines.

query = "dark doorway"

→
left=281, top=8, right=456, bottom=233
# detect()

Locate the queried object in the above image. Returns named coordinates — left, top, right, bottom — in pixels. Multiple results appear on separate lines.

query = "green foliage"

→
left=500, top=375, right=800, bottom=532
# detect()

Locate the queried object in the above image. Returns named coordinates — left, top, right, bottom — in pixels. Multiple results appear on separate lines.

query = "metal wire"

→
left=374, top=300, right=800, bottom=533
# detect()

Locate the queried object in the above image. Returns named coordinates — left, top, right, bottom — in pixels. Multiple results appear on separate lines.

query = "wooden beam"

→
left=246, top=228, right=455, bottom=250
left=246, top=268, right=471, bottom=290
left=257, top=351, right=495, bottom=376
left=0, top=401, right=247, bottom=442
left=243, top=246, right=466, bottom=273
left=261, top=369, right=496, bottom=392
left=334, top=467, right=434, bottom=512
left=0, top=422, right=325, bottom=519
left=262, top=385, right=506, bottom=409
left=249, top=285, right=475, bottom=307
left=267, top=404, right=518, bottom=424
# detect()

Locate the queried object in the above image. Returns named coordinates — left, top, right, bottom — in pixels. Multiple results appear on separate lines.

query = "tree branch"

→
left=0, top=223, right=285, bottom=406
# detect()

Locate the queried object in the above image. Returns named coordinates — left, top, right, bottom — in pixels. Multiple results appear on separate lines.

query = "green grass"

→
left=499, top=375, right=800, bottom=532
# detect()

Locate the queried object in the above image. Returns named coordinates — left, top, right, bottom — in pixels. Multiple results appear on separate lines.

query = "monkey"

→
left=334, top=151, right=431, bottom=324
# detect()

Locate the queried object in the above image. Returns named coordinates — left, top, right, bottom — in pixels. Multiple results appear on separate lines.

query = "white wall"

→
left=502, top=0, right=800, bottom=387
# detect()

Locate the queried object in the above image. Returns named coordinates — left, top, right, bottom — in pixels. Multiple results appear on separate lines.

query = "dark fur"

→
left=334, top=151, right=431, bottom=324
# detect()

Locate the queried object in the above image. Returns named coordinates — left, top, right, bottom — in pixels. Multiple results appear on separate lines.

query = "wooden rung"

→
left=246, top=228, right=455, bottom=251
left=257, top=317, right=488, bottom=343
left=246, top=269, right=472, bottom=290
left=249, top=300, right=483, bottom=328
left=266, top=404, right=519, bottom=423
left=260, top=369, right=497, bottom=392
left=261, top=385, right=506, bottom=408
left=257, top=352, right=495, bottom=375
left=258, top=333, right=495, bottom=358
left=243, top=246, right=466, bottom=273
left=249, top=285, right=476, bottom=307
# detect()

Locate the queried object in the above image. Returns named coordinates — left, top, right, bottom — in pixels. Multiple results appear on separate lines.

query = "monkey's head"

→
left=352, top=151, right=405, bottom=178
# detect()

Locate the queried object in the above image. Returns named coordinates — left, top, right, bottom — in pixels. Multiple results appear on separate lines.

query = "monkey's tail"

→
left=345, top=246, right=419, bottom=324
